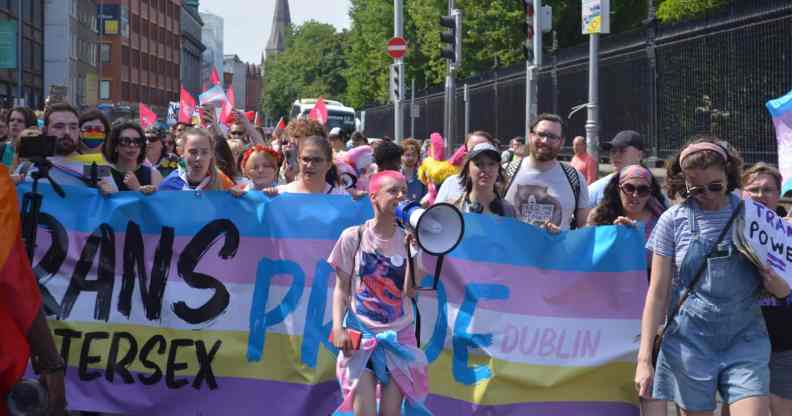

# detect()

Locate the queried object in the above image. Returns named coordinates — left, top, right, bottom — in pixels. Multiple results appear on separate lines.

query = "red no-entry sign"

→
left=387, top=37, right=407, bottom=59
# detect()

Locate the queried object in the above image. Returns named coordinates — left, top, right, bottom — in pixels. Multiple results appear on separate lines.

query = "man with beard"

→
left=504, top=113, right=590, bottom=231
left=20, top=103, right=91, bottom=187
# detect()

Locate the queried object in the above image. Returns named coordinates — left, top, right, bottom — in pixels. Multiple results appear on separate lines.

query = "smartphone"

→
left=328, top=329, right=362, bottom=350
left=83, top=164, right=111, bottom=179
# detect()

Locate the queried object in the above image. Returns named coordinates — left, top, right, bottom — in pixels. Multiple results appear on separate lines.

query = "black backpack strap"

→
left=559, top=162, right=581, bottom=229
left=503, top=156, right=524, bottom=195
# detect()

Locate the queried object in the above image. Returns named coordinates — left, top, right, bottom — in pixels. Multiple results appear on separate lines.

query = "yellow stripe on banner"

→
left=50, top=321, right=339, bottom=386
left=427, top=352, right=638, bottom=406
left=51, top=320, right=638, bottom=405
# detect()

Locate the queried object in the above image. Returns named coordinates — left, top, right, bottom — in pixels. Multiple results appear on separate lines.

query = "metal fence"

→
left=361, top=0, right=792, bottom=164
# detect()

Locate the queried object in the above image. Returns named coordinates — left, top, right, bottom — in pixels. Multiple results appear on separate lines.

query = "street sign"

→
left=387, top=37, right=407, bottom=59
left=582, top=0, right=611, bottom=34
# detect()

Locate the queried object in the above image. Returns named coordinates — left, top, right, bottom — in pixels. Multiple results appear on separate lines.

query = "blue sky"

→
left=200, top=0, right=352, bottom=64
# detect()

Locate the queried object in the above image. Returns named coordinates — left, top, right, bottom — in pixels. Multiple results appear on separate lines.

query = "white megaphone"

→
left=395, top=201, right=464, bottom=290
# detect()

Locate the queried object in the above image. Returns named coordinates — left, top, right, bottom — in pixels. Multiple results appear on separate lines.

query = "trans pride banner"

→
left=18, top=183, right=647, bottom=415
left=767, top=89, right=792, bottom=196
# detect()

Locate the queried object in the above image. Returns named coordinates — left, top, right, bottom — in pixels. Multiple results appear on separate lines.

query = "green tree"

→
left=656, top=0, right=725, bottom=23
left=261, top=21, right=348, bottom=119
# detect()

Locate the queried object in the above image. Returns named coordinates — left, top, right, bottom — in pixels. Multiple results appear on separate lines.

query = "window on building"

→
left=122, top=46, right=129, bottom=65
left=122, top=82, right=129, bottom=101
left=100, top=80, right=111, bottom=100
left=100, top=44, right=111, bottom=64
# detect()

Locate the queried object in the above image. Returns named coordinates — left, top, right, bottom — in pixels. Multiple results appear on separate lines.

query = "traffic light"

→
left=390, top=63, right=403, bottom=102
left=523, top=1, right=534, bottom=62
left=439, top=9, right=462, bottom=67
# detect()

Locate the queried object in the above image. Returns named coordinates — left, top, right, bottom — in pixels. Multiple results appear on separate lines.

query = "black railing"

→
left=361, top=0, right=791, bottom=164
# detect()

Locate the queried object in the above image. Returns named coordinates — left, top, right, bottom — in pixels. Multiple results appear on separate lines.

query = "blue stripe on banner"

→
left=766, top=89, right=792, bottom=119
left=452, top=211, right=646, bottom=272
left=17, top=183, right=645, bottom=273
left=16, top=183, right=372, bottom=239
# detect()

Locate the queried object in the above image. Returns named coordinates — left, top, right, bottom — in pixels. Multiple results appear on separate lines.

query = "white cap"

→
left=329, top=127, right=342, bottom=137
left=467, top=142, right=500, bottom=160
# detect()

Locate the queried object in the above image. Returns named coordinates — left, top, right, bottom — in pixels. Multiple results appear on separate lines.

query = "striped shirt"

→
left=646, top=195, right=740, bottom=278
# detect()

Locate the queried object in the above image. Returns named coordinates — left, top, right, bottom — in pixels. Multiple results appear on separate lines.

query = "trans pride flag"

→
left=767, top=89, right=792, bottom=196
left=18, top=183, right=647, bottom=415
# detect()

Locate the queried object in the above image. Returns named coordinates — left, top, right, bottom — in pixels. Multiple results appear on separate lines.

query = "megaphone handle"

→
left=432, top=255, right=445, bottom=290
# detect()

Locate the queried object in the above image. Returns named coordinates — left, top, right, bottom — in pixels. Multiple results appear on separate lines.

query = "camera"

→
left=17, top=136, right=56, bottom=159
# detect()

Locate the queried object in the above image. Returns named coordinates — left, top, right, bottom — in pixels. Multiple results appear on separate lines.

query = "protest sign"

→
left=737, top=198, right=792, bottom=285
left=19, top=183, right=647, bottom=415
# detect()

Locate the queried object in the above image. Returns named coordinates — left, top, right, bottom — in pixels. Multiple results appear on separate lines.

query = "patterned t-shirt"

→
left=328, top=220, right=415, bottom=332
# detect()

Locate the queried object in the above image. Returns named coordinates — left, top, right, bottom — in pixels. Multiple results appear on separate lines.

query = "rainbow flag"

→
left=0, top=167, right=42, bottom=414
left=19, top=183, right=645, bottom=415
left=767, top=89, right=792, bottom=196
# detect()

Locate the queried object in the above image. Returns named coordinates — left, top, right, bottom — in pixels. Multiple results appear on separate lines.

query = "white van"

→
left=290, top=99, right=357, bottom=134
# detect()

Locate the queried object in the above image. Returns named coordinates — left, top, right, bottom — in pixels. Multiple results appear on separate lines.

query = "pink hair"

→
left=368, top=170, right=406, bottom=194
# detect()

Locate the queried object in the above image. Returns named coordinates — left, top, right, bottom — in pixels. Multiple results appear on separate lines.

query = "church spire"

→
left=265, top=0, right=291, bottom=58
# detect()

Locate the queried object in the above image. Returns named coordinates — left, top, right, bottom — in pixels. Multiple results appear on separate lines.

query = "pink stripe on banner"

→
left=34, top=231, right=336, bottom=286
left=422, top=256, right=648, bottom=320
left=57, top=366, right=637, bottom=416
left=37, top=230, right=646, bottom=319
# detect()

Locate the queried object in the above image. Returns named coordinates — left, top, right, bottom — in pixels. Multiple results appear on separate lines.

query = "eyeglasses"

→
left=685, top=182, right=725, bottom=196
left=118, top=136, right=145, bottom=147
left=620, top=183, right=651, bottom=197
left=229, top=131, right=245, bottom=137
left=300, top=156, right=325, bottom=165
left=81, top=126, right=104, bottom=133
left=533, top=131, right=562, bottom=142
left=146, top=136, right=160, bottom=143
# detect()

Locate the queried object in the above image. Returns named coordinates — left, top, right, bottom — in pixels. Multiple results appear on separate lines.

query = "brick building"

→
left=244, top=63, right=260, bottom=113
left=97, top=0, right=180, bottom=112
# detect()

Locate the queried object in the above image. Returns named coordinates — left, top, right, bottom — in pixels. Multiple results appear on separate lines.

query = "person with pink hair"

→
left=328, top=170, right=432, bottom=416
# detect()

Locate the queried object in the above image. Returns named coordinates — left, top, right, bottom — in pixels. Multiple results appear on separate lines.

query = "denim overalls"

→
left=653, top=197, right=770, bottom=411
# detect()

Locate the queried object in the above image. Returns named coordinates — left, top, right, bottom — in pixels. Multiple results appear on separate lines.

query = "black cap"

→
left=600, top=130, right=643, bottom=152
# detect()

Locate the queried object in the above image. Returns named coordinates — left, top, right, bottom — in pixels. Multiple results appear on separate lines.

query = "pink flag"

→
left=221, top=86, right=235, bottom=125
left=308, top=97, right=328, bottom=125
left=139, top=103, right=157, bottom=128
left=178, top=87, right=196, bottom=124
left=210, top=66, right=221, bottom=86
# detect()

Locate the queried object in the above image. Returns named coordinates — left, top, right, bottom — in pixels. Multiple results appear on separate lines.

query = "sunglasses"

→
left=81, top=126, right=104, bottom=133
left=146, top=135, right=161, bottom=143
left=620, top=183, right=651, bottom=197
left=685, top=182, right=725, bottom=196
left=118, top=136, right=145, bottom=147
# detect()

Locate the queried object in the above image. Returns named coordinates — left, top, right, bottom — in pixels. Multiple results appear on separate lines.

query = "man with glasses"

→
left=504, top=113, right=590, bottom=231
left=589, top=130, right=645, bottom=206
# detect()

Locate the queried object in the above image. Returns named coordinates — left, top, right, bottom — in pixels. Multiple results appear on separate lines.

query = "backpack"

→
left=504, top=157, right=582, bottom=229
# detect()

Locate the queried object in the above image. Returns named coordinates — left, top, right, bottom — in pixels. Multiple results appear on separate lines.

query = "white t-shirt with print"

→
left=505, top=160, right=590, bottom=230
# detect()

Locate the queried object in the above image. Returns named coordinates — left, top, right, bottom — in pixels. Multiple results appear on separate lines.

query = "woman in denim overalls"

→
left=635, top=138, right=790, bottom=416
